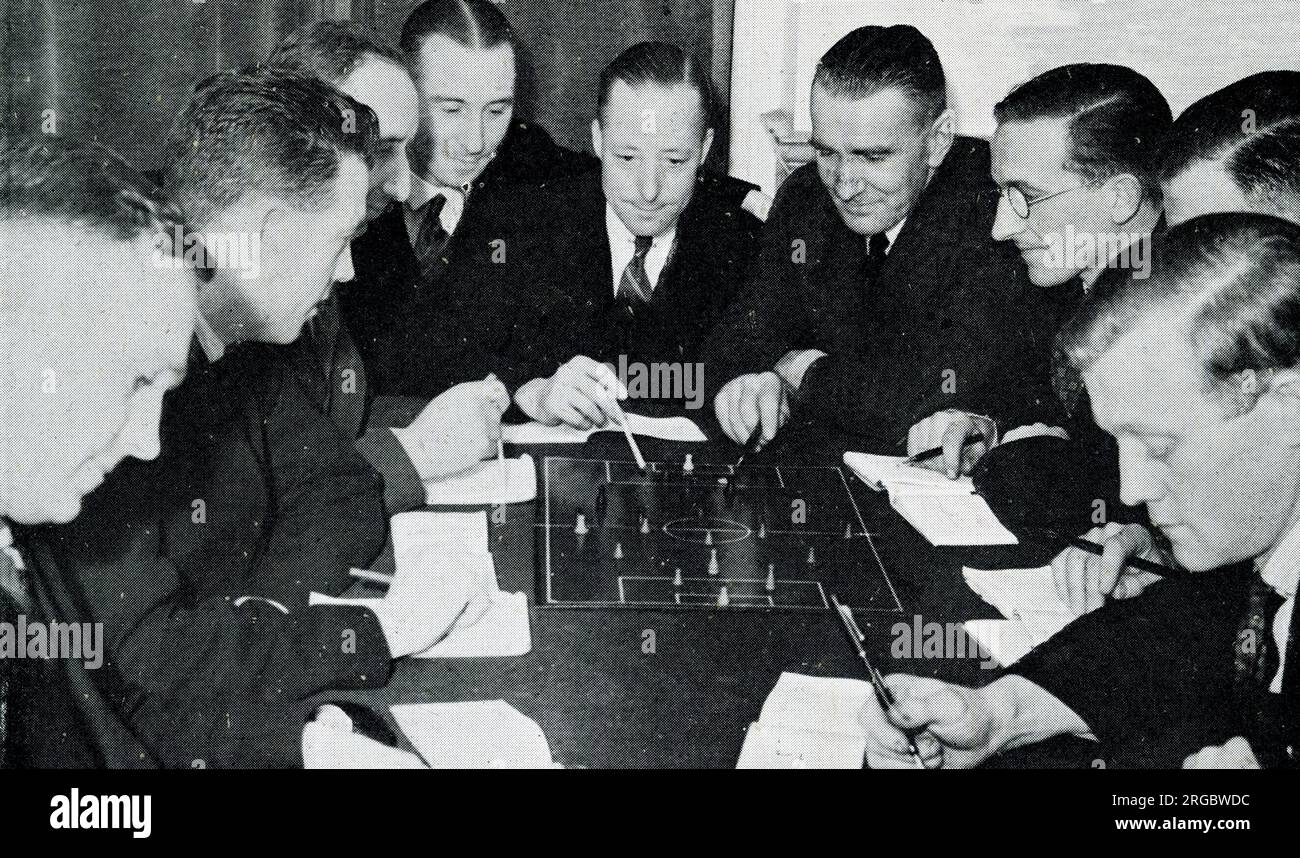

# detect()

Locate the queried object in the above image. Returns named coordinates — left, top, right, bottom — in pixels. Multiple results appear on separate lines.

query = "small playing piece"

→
left=673, top=568, right=683, bottom=587
left=765, top=564, right=776, bottom=592
left=613, top=542, right=624, bottom=560
left=757, top=522, right=766, bottom=539
left=807, top=547, right=816, bottom=565
left=639, top=516, right=651, bottom=535
left=704, top=529, right=713, bottom=545
left=717, top=586, right=729, bottom=608
left=574, top=511, right=588, bottom=535
left=707, top=548, right=719, bottom=576
left=682, top=453, right=694, bottom=474
left=844, top=523, right=853, bottom=539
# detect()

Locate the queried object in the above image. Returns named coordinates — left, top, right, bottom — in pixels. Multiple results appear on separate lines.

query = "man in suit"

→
left=506, top=42, right=762, bottom=427
left=1, top=135, right=195, bottom=768
left=28, top=70, right=500, bottom=768
left=1159, top=71, right=1300, bottom=228
left=864, top=215, right=1300, bottom=769
left=268, top=20, right=511, bottom=516
left=706, top=25, right=1069, bottom=451
left=344, top=0, right=766, bottom=399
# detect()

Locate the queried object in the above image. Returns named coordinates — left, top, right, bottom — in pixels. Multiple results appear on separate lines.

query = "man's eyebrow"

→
left=487, top=96, right=515, bottom=106
left=849, top=145, right=894, bottom=157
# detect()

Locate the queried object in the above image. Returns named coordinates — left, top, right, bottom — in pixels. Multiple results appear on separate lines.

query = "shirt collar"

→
left=407, top=172, right=465, bottom=212
left=880, top=218, right=906, bottom=252
left=193, top=309, right=226, bottom=362
left=605, top=203, right=676, bottom=252
left=1258, top=516, right=1300, bottom=599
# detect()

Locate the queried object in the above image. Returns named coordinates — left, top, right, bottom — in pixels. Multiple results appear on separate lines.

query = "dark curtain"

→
left=1, top=0, right=367, bottom=170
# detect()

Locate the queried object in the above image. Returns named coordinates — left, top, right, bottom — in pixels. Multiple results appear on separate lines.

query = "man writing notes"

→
left=29, top=70, right=496, bottom=768
left=1, top=136, right=195, bottom=767
left=864, top=215, right=1300, bottom=769
left=505, top=42, right=762, bottom=427
left=706, top=25, right=1072, bottom=450
left=267, top=21, right=510, bottom=516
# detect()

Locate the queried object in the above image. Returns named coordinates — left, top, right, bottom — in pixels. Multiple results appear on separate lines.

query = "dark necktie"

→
left=866, top=232, right=890, bottom=278
left=413, top=194, right=450, bottom=286
left=1233, top=574, right=1290, bottom=765
left=618, top=235, right=654, bottom=306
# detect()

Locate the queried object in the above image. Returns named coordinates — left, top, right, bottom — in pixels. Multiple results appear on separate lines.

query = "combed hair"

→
left=266, top=20, right=405, bottom=85
left=812, top=25, right=946, bottom=127
left=1, top=132, right=183, bottom=247
left=995, top=64, right=1171, bottom=202
left=400, top=0, right=516, bottom=57
left=597, top=41, right=715, bottom=135
left=1059, top=213, right=1300, bottom=397
left=162, top=67, right=378, bottom=229
left=1158, top=71, right=1300, bottom=218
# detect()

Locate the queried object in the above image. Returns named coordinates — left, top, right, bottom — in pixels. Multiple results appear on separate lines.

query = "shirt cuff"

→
left=774, top=349, right=828, bottom=390
left=357, top=428, right=426, bottom=514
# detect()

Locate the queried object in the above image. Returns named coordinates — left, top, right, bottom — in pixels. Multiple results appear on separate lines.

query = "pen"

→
left=1056, top=531, right=1183, bottom=578
left=904, top=432, right=986, bottom=465
left=349, top=568, right=394, bottom=587
left=830, top=595, right=927, bottom=769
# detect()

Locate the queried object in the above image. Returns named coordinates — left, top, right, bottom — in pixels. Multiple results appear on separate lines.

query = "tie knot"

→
left=425, top=194, right=447, bottom=219
left=869, top=232, right=890, bottom=259
left=634, top=235, right=653, bottom=256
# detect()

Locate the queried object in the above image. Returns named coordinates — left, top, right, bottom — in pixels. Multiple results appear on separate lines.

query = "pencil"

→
left=1063, top=533, right=1182, bottom=578
left=618, top=412, right=647, bottom=471
left=349, top=568, right=394, bottom=587
left=904, top=432, right=986, bottom=465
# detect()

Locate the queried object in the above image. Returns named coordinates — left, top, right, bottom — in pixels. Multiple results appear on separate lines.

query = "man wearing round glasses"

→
left=906, top=64, right=1171, bottom=482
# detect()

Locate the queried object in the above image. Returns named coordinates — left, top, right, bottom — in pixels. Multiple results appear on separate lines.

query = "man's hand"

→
left=714, top=371, right=789, bottom=446
left=394, top=376, right=509, bottom=482
left=1050, top=523, right=1168, bottom=616
left=906, top=410, right=996, bottom=478
left=371, top=546, right=495, bottom=658
left=515, top=356, right=627, bottom=430
left=861, top=675, right=1002, bottom=769
left=1184, top=736, right=1260, bottom=768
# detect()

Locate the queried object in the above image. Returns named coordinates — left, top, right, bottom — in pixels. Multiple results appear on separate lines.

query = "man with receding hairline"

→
left=704, top=24, right=1066, bottom=452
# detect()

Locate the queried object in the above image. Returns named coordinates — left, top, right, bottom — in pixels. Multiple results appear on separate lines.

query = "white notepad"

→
left=423, top=454, right=537, bottom=506
left=961, top=565, right=1076, bottom=666
left=390, top=701, right=556, bottom=768
left=309, top=588, right=531, bottom=658
left=737, top=672, right=872, bottom=769
left=843, top=451, right=1018, bottom=546
left=502, top=412, right=707, bottom=445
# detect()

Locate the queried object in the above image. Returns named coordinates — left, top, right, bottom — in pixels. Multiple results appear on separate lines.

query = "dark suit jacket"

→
left=703, top=137, right=1078, bottom=450
left=340, top=121, right=598, bottom=398
left=341, top=120, right=761, bottom=399
left=1008, top=565, right=1299, bottom=768
left=475, top=170, right=762, bottom=408
left=22, top=340, right=392, bottom=768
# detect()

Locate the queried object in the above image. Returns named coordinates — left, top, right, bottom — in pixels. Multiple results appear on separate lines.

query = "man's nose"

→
left=120, top=391, right=165, bottom=463
left=637, top=164, right=661, bottom=203
left=1117, top=439, right=1163, bottom=509
left=458, top=115, right=486, bottom=155
left=991, top=192, right=1027, bottom=242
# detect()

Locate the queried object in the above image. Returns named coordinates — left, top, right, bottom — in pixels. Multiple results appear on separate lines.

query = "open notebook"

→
left=961, top=565, right=1075, bottom=666
left=737, top=672, right=872, bottom=768
left=502, top=412, right=706, bottom=445
left=390, top=701, right=556, bottom=768
left=843, top=451, right=1018, bottom=546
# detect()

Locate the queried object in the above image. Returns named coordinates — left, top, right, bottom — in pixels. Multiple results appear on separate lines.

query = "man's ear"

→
left=1105, top=173, right=1144, bottom=226
left=925, top=108, right=955, bottom=169
left=1255, top=367, right=1300, bottom=446
left=591, top=119, right=603, bottom=160
left=701, top=127, right=715, bottom=164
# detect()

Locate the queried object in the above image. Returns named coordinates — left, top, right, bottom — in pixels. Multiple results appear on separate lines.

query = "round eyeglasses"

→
left=1001, top=183, right=1093, bottom=219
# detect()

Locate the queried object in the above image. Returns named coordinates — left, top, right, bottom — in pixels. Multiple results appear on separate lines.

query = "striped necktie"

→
left=413, top=194, right=450, bottom=286
left=618, top=235, right=654, bottom=305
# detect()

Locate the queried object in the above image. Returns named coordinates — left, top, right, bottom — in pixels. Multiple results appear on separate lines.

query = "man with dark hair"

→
left=500, top=41, right=761, bottom=425
left=1159, top=71, right=1300, bottom=227
left=1, top=135, right=195, bottom=768
left=864, top=214, right=1300, bottom=769
left=706, top=25, right=1065, bottom=452
left=29, top=68, right=502, bottom=768
left=904, top=65, right=1172, bottom=599
left=268, top=21, right=512, bottom=516
left=344, top=0, right=765, bottom=398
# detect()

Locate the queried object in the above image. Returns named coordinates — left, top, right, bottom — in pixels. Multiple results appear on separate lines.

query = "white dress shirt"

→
left=606, top=204, right=676, bottom=298
left=404, top=173, right=467, bottom=246
left=1257, top=519, right=1300, bottom=693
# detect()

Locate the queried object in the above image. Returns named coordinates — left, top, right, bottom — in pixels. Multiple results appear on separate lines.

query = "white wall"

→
left=730, top=0, right=1300, bottom=192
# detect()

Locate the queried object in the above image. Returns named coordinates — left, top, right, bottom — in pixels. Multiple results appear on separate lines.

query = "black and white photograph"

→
left=1, top=0, right=1297, bottom=839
